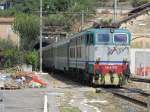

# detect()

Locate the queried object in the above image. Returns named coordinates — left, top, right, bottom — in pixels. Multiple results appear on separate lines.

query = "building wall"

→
left=0, top=17, right=19, bottom=45
left=122, top=14, right=150, bottom=77
left=130, top=48, right=150, bottom=77
left=121, top=14, right=150, bottom=48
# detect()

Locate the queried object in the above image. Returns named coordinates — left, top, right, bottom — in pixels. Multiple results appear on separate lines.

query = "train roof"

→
left=70, top=28, right=130, bottom=39
left=42, top=37, right=70, bottom=51
left=42, top=27, right=131, bottom=51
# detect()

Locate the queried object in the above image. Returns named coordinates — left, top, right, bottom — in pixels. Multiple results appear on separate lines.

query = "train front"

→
left=92, top=28, right=131, bottom=86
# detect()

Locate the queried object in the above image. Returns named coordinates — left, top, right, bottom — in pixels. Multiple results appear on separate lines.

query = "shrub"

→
left=0, top=39, right=39, bottom=70
left=2, top=49, right=23, bottom=68
left=25, top=50, right=39, bottom=70
left=0, top=9, right=16, bottom=17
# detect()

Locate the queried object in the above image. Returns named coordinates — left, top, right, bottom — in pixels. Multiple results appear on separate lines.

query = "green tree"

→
left=44, top=14, right=72, bottom=31
left=3, top=0, right=98, bottom=14
left=13, top=13, right=39, bottom=50
left=6, top=0, right=39, bottom=13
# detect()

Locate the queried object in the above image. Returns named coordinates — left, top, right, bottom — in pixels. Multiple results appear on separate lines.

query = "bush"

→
left=0, top=38, right=39, bottom=70
left=1, top=49, right=39, bottom=70
left=0, top=9, right=16, bottom=17
left=2, top=49, right=23, bottom=68
left=0, top=39, right=16, bottom=50
left=25, top=50, right=39, bottom=70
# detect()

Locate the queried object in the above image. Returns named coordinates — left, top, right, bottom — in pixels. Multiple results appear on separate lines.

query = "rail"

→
left=130, top=76, right=150, bottom=83
left=96, top=87, right=149, bottom=109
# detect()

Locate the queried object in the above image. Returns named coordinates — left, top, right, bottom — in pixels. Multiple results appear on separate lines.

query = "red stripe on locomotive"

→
left=94, top=64, right=127, bottom=74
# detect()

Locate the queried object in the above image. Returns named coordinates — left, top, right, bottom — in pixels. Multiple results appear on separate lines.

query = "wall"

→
left=0, top=17, right=19, bottom=46
left=130, top=48, right=150, bottom=77
left=121, top=14, right=150, bottom=48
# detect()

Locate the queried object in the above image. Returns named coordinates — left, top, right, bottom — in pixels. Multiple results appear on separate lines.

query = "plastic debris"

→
left=0, top=67, right=48, bottom=89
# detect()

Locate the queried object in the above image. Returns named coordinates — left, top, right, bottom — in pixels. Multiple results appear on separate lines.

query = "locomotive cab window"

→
left=86, top=33, right=94, bottom=45
left=96, top=33, right=110, bottom=44
left=113, top=33, right=128, bottom=44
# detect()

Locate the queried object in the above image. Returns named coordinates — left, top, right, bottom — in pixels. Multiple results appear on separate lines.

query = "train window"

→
left=74, top=48, right=76, bottom=57
left=77, top=47, right=79, bottom=58
left=77, top=38, right=80, bottom=45
left=77, top=47, right=81, bottom=58
left=80, top=35, right=84, bottom=44
left=114, top=33, right=128, bottom=44
left=86, top=33, right=94, bottom=45
left=97, top=33, right=110, bottom=43
left=70, top=48, right=73, bottom=58
left=70, top=47, right=76, bottom=58
left=79, top=47, right=81, bottom=58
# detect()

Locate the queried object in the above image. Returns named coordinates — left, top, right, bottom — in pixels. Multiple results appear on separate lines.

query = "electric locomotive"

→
left=43, top=27, right=131, bottom=86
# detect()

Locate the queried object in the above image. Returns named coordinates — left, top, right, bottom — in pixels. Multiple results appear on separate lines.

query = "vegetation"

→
left=10, top=0, right=98, bottom=48
left=44, top=14, right=72, bottom=31
left=60, top=106, right=81, bottom=112
left=0, top=0, right=97, bottom=15
left=1, top=0, right=149, bottom=69
left=25, top=50, right=39, bottom=70
left=0, top=9, right=16, bottom=17
left=0, top=39, right=39, bottom=70
left=0, top=38, right=16, bottom=50
left=13, top=13, right=39, bottom=50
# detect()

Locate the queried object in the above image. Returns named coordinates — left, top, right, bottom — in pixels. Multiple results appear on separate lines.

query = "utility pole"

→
left=81, top=10, right=84, bottom=31
left=113, top=0, right=117, bottom=23
left=40, top=0, right=43, bottom=73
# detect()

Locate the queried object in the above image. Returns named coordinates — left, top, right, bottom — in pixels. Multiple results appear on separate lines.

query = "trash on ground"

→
left=0, top=66, right=48, bottom=90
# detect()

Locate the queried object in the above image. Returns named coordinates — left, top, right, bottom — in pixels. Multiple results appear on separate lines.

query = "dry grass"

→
left=84, top=90, right=104, bottom=99
left=60, top=106, right=81, bottom=112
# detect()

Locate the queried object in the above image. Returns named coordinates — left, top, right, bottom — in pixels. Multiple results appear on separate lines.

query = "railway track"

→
left=130, top=77, right=150, bottom=83
left=96, top=87, right=149, bottom=108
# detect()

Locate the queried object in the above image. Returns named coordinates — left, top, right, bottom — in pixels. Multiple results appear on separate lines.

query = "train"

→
left=42, top=27, right=131, bottom=86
